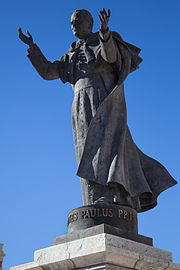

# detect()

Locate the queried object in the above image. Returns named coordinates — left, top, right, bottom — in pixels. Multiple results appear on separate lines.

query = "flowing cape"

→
left=77, top=32, right=177, bottom=212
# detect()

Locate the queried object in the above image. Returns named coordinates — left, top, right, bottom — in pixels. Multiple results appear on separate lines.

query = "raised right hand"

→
left=18, top=28, right=34, bottom=46
left=98, top=8, right=111, bottom=32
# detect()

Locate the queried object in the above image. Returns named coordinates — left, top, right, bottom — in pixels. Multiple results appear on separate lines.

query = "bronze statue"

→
left=19, top=9, right=177, bottom=212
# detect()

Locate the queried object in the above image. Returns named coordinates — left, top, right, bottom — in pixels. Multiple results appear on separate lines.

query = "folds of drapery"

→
left=77, top=36, right=177, bottom=212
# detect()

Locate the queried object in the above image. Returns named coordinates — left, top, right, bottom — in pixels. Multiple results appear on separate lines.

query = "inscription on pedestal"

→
left=68, top=207, right=134, bottom=225
left=68, top=204, right=138, bottom=235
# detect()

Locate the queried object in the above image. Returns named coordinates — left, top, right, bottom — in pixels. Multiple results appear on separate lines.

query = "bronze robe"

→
left=27, top=31, right=177, bottom=212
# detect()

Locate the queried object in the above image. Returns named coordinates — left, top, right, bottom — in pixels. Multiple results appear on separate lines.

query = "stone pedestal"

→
left=0, top=244, right=5, bottom=270
left=11, top=229, right=180, bottom=270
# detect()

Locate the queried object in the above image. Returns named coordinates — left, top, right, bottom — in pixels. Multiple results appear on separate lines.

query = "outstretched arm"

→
left=98, top=9, right=119, bottom=63
left=18, top=28, right=66, bottom=82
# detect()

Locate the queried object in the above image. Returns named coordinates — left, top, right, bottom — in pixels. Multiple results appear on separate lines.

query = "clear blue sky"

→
left=1, top=0, right=180, bottom=269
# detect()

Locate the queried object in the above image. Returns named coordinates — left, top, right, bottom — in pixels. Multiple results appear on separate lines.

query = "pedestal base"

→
left=67, top=204, right=152, bottom=246
left=68, top=204, right=138, bottom=234
left=55, top=224, right=153, bottom=246
left=11, top=232, right=180, bottom=270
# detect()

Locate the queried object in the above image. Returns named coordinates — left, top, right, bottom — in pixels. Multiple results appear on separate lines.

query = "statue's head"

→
left=71, top=9, right=94, bottom=39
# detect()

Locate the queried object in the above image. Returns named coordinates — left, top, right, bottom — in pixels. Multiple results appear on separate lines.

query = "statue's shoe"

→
left=93, top=197, right=113, bottom=205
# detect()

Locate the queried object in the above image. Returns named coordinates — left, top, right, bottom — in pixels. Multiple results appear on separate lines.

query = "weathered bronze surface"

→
left=19, top=8, right=177, bottom=214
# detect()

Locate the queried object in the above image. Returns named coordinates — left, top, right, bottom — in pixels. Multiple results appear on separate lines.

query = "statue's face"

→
left=71, top=12, right=92, bottom=39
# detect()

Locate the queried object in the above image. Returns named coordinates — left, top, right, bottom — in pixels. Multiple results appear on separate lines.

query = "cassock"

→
left=27, top=29, right=177, bottom=212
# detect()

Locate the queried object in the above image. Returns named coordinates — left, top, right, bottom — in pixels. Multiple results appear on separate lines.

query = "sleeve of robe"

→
left=99, top=28, right=121, bottom=64
left=27, top=44, right=68, bottom=83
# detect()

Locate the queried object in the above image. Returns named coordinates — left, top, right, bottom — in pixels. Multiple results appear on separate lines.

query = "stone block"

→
left=11, top=233, right=180, bottom=270
left=54, top=224, right=153, bottom=246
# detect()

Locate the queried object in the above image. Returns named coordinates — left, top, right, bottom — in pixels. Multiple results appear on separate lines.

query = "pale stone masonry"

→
left=10, top=233, right=180, bottom=270
left=0, top=244, right=5, bottom=270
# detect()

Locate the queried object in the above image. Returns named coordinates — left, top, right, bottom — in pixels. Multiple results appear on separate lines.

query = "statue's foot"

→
left=93, top=197, right=113, bottom=205
left=113, top=194, right=133, bottom=208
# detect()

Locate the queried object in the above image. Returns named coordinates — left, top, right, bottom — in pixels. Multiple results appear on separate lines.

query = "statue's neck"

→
left=78, top=32, right=93, bottom=42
